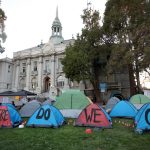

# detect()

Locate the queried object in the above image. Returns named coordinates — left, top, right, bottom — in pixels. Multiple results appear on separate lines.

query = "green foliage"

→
left=0, top=8, right=7, bottom=43
left=62, top=7, right=111, bottom=102
left=103, top=0, right=150, bottom=88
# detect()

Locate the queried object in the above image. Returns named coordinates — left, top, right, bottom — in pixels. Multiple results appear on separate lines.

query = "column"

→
left=50, top=55, right=55, bottom=86
left=25, top=58, right=31, bottom=90
left=37, top=56, right=43, bottom=93
left=49, top=55, right=57, bottom=99
left=14, top=60, right=20, bottom=91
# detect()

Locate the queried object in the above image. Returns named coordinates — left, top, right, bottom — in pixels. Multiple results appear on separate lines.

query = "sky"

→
left=0, top=0, right=107, bottom=58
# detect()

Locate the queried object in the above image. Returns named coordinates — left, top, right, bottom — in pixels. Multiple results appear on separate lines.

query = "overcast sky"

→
left=0, top=0, right=107, bottom=58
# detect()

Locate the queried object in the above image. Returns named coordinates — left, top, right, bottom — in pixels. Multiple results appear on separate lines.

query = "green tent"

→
left=130, top=94, right=150, bottom=104
left=54, top=89, right=92, bottom=109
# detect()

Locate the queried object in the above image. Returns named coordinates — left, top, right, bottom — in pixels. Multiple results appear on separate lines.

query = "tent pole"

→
left=71, top=94, right=72, bottom=109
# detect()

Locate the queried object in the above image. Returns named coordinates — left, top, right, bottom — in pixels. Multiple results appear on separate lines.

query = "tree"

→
left=0, top=7, right=7, bottom=53
left=62, top=7, right=110, bottom=103
left=103, top=0, right=150, bottom=94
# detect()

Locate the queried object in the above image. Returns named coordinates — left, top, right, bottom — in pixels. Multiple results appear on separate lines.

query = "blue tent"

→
left=0, top=105, right=22, bottom=128
left=27, top=104, right=65, bottom=128
left=2, top=103, right=16, bottom=110
left=134, top=103, right=150, bottom=131
left=110, top=101, right=137, bottom=118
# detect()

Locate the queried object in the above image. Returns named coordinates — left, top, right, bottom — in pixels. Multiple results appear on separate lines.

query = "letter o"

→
left=44, top=109, right=51, bottom=120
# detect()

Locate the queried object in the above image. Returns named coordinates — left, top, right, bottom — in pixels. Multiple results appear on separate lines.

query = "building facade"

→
left=11, top=7, right=76, bottom=98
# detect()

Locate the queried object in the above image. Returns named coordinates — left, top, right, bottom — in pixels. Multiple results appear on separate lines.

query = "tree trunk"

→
left=92, top=64, right=103, bottom=104
left=135, top=60, right=142, bottom=93
left=128, top=64, right=137, bottom=96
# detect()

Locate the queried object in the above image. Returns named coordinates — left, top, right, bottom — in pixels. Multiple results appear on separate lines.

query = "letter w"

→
left=84, top=108, right=93, bottom=122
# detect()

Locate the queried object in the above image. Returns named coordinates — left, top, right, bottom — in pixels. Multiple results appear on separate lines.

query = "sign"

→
left=99, top=83, right=107, bottom=92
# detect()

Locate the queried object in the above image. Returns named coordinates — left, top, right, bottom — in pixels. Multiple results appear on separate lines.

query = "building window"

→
left=22, top=63, right=26, bottom=73
left=45, top=60, right=50, bottom=72
left=57, top=81, right=64, bottom=87
left=33, top=61, right=37, bottom=71
left=57, top=75, right=65, bottom=88
left=58, top=58, right=63, bottom=71
left=8, top=65, right=11, bottom=72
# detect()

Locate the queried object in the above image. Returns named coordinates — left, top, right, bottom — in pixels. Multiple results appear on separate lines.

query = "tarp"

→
left=0, top=90, right=36, bottom=96
left=0, top=91, right=15, bottom=96
left=0, top=105, right=22, bottom=128
left=13, top=90, right=37, bottom=96
left=130, top=94, right=150, bottom=104
left=105, top=97, right=120, bottom=111
left=75, top=103, right=112, bottom=128
left=134, top=103, right=150, bottom=131
left=54, top=89, right=92, bottom=118
left=110, top=101, right=138, bottom=118
left=19, top=100, right=41, bottom=117
left=27, top=104, right=64, bottom=128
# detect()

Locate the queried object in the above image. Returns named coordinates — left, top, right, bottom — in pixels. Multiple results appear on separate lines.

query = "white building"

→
left=0, top=57, right=13, bottom=92
left=0, top=7, right=76, bottom=98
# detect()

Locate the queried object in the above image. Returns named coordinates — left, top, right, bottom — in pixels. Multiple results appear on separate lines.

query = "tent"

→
left=134, top=103, right=150, bottom=132
left=0, top=105, right=22, bottom=128
left=130, top=94, right=150, bottom=104
left=19, top=100, right=41, bottom=117
left=110, top=90, right=124, bottom=100
left=54, top=89, right=92, bottom=118
left=110, top=101, right=137, bottom=118
left=42, top=98, right=55, bottom=105
left=130, top=94, right=150, bottom=110
left=2, top=103, right=16, bottom=110
left=75, top=103, right=112, bottom=128
left=0, top=96, right=12, bottom=103
left=26, top=104, right=64, bottom=128
left=105, top=97, right=120, bottom=112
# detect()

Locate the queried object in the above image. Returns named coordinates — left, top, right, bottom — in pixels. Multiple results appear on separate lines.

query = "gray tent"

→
left=19, top=100, right=41, bottom=117
left=105, top=97, right=120, bottom=112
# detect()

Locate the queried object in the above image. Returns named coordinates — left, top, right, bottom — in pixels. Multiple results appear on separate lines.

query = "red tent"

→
left=0, top=106, right=12, bottom=127
left=75, top=103, right=112, bottom=128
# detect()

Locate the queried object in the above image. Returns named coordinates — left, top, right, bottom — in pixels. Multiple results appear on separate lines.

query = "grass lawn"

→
left=0, top=118, right=150, bottom=150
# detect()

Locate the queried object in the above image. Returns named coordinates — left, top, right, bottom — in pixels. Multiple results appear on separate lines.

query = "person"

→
left=12, top=101, right=15, bottom=107
left=27, top=98, right=31, bottom=102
